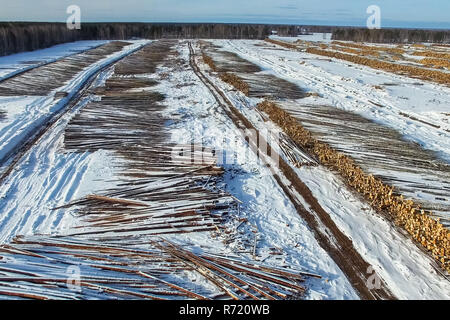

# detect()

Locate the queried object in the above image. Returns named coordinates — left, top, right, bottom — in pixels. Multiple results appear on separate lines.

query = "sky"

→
left=0, top=0, right=449, bottom=29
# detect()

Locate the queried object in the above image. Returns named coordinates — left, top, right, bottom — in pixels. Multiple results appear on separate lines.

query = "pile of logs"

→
left=114, top=41, right=175, bottom=75
left=0, top=41, right=131, bottom=96
left=432, top=44, right=450, bottom=49
left=0, top=41, right=323, bottom=300
left=333, top=46, right=360, bottom=55
left=62, top=41, right=238, bottom=239
left=330, top=45, right=380, bottom=58
left=0, top=236, right=319, bottom=300
left=201, top=51, right=250, bottom=96
left=219, top=72, right=250, bottom=96
left=419, top=58, right=450, bottom=69
left=54, top=164, right=234, bottom=239
left=412, top=50, right=450, bottom=60
left=202, top=53, right=217, bottom=72
left=264, top=38, right=299, bottom=50
left=258, top=100, right=449, bottom=273
left=277, top=132, right=318, bottom=167
left=331, top=41, right=405, bottom=55
left=305, top=47, right=450, bottom=85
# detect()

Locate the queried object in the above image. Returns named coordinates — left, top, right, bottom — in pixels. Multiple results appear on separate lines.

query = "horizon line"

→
left=0, top=21, right=448, bottom=31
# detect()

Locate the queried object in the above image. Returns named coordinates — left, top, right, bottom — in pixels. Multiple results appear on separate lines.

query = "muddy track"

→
left=0, top=43, right=148, bottom=186
left=188, top=41, right=396, bottom=300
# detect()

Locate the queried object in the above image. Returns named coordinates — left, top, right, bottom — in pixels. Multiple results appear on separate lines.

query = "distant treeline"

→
left=332, top=28, right=450, bottom=44
left=0, top=22, right=300, bottom=56
left=1, top=22, right=449, bottom=56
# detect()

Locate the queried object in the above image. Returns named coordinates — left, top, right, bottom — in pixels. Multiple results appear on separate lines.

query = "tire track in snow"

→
left=0, top=42, right=148, bottom=179
left=215, top=40, right=450, bottom=299
left=0, top=45, right=144, bottom=242
left=188, top=41, right=395, bottom=300
left=0, top=119, right=94, bottom=242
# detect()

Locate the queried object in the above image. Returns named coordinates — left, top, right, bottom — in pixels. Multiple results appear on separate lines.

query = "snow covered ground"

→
left=154, top=42, right=359, bottom=299
left=0, top=40, right=150, bottom=241
left=0, top=40, right=358, bottom=299
left=217, top=39, right=450, bottom=163
left=202, top=39, right=450, bottom=299
left=0, top=40, right=109, bottom=80
left=0, top=69, right=124, bottom=242
left=0, top=40, right=149, bottom=166
left=0, top=39, right=358, bottom=299
left=0, top=39, right=448, bottom=300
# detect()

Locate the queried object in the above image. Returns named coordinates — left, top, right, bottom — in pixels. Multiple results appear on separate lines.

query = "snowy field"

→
left=201, top=40, right=450, bottom=299
left=219, top=39, right=450, bottom=161
left=0, top=40, right=149, bottom=166
left=0, top=40, right=109, bottom=80
left=0, top=38, right=448, bottom=300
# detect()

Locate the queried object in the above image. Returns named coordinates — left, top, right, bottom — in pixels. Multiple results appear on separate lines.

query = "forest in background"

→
left=0, top=22, right=294, bottom=56
left=0, top=22, right=448, bottom=56
left=331, top=28, right=450, bottom=43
